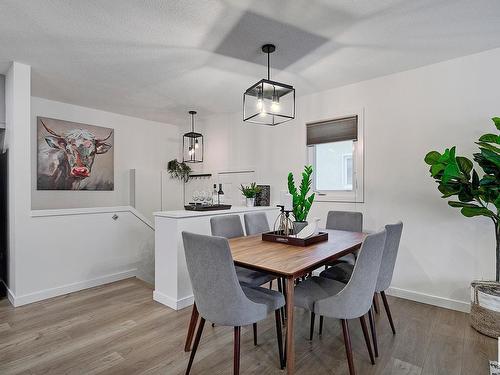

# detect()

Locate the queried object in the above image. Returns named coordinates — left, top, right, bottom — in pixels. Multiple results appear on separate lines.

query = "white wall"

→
left=202, top=47, right=500, bottom=311
left=31, top=97, right=181, bottom=221
left=0, top=74, right=5, bottom=127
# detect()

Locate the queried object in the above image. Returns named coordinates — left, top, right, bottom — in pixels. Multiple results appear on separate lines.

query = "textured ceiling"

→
left=0, top=0, right=499, bottom=125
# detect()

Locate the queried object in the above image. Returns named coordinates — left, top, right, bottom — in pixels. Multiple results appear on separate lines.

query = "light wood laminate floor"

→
left=0, top=278, right=495, bottom=374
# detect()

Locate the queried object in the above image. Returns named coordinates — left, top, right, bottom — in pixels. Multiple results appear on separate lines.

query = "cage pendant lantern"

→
left=243, top=44, right=295, bottom=126
left=183, top=110, right=203, bottom=163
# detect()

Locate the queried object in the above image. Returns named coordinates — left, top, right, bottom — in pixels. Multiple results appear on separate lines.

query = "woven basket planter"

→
left=470, top=280, right=500, bottom=338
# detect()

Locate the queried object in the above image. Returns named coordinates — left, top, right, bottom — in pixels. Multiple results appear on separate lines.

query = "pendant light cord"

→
left=191, top=113, right=194, bottom=132
left=267, top=51, right=270, bottom=80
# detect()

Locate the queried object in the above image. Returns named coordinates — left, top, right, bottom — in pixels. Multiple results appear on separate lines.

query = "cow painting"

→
left=37, top=117, right=114, bottom=190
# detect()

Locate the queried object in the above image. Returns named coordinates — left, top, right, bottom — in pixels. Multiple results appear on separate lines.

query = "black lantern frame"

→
left=243, top=44, right=296, bottom=126
left=183, top=111, right=203, bottom=163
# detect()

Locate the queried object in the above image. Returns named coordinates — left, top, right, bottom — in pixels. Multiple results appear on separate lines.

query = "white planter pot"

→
left=246, top=198, right=255, bottom=207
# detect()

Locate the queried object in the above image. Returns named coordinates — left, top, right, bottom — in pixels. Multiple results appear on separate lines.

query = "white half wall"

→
left=202, top=47, right=500, bottom=312
left=30, top=97, right=182, bottom=222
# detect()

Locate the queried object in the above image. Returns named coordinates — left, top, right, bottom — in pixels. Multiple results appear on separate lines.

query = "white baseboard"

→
left=9, top=269, right=137, bottom=307
left=386, top=286, right=470, bottom=313
left=1, top=279, right=15, bottom=306
left=153, top=290, right=194, bottom=311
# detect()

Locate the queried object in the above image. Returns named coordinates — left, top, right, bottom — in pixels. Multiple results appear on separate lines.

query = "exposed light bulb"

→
left=188, top=146, right=193, bottom=156
left=259, top=110, right=267, bottom=117
left=271, top=101, right=280, bottom=112
left=195, top=139, right=199, bottom=149
left=256, top=99, right=263, bottom=110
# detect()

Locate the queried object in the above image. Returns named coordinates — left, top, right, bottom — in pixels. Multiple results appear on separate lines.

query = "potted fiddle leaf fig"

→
left=240, top=182, right=261, bottom=207
left=288, top=165, right=315, bottom=234
left=424, top=117, right=500, bottom=337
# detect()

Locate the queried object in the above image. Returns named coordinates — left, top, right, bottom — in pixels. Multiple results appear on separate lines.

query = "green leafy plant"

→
left=167, top=159, right=192, bottom=183
left=240, top=182, right=261, bottom=198
left=288, top=165, right=316, bottom=222
left=424, top=117, right=500, bottom=281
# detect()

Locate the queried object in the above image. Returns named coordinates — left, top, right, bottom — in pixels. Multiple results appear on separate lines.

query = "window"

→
left=307, top=113, right=364, bottom=202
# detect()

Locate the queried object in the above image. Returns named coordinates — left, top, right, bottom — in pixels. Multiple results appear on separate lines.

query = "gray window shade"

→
left=306, top=116, right=357, bottom=146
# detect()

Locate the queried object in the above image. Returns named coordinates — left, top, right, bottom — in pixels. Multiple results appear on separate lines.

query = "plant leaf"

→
left=448, top=201, right=481, bottom=208
left=456, top=156, right=473, bottom=175
left=493, top=117, right=500, bottom=131
left=461, top=206, right=494, bottom=218
left=424, top=151, right=441, bottom=165
left=476, top=142, right=500, bottom=154
left=479, top=133, right=500, bottom=144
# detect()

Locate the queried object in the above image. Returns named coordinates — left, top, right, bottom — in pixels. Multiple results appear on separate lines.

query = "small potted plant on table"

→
left=240, top=183, right=261, bottom=207
left=424, top=117, right=500, bottom=337
left=288, top=165, right=316, bottom=234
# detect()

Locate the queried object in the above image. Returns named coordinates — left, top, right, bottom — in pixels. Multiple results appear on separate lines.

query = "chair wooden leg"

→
left=359, top=315, right=375, bottom=365
left=373, top=293, right=380, bottom=314
left=234, top=326, right=241, bottom=375
left=381, top=291, right=396, bottom=334
left=319, top=315, right=324, bottom=335
left=341, top=319, right=356, bottom=375
left=253, top=323, right=258, bottom=346
left=275, top=310, right=285, bottom=369
left=368, top=307, right=379, bottom=358
left=309, top=312, right=316, bottom=341
left=184, top=303, right=199, bottom=352
left=185, top=317, right=205, bottom=375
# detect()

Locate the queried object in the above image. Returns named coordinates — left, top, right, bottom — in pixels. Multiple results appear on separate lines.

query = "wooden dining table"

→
left=228, top=229, right=366, bottom=375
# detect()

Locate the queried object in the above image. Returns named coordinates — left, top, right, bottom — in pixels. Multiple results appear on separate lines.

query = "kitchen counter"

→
left=154, top=205, right=278, bottom=218
left=153, top=205, right=280, bottom=310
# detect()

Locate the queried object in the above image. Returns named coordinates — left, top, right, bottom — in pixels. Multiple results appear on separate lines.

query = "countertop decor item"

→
left=295, top=218, right=321, bottom=239
left=240, top=182, right=261, bottom=207
left=262, top=231, right=328, bottom=247
left=184, top=204, right=232, bottom=211
left=167, top=158, right=192, bottom=183
left=183, top=110, right=203, bottom=163
left=255, top=185, right=270, bottom=206
left=243, top=44, right=295, bottom=126
left=424, top=116, right=500, bottom=337
left=273, top=205, right=294, bottom=236
left=288, top=165, right=315, bottom=230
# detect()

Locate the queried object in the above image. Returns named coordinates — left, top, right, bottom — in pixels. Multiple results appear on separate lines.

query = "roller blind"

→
left=306, top=115, right=357, bottom=146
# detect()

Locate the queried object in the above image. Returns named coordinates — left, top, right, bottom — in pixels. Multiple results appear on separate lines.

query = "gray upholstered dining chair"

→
left=294, top=229, right=387, bottom=375
left=211, top=215, right=275, bottom=287
left=244, top=211, right=285, bottom=321
left=182, top=232, right=285, bottom=374
left=320, top=221, right=403, bottom=357
left=210, top=214, right=276, bottom=343
left=309, top=210, right=364, bottom=336
left=325, top=211, right=363, bottom=265
left=244, top=212, right=270, bottom=235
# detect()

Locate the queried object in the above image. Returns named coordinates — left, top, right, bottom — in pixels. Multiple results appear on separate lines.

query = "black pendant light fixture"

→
left=183, top=110, right=203, bottom=163
left=243, top=44, right=295, bottom=126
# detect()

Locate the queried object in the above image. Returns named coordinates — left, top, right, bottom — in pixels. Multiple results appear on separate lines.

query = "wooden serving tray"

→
left=184, top=204, right=232, bottom=211
left=262, top=231, right=329, bottom=247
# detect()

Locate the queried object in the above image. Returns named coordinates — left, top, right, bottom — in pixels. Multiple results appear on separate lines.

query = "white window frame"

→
left=306, top=108, right=364, bottom=203
left=342, top=153, right=353, bottom=190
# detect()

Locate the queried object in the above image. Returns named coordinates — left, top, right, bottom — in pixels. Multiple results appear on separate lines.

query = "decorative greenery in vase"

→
left=288, top=165, right=315, bottom=222
left=167, top=159, right=192, bottom=183
left=424, top=117, right=500, bottom=281
left=239, top=182, right=261, bottom=198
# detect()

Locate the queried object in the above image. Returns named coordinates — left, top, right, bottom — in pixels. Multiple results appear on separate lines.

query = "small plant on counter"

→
left=167, top=159, right=192, bottom=183
left=239, top=182, right=261, bottom=198
left=288, top=165, right=315, bottom=222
